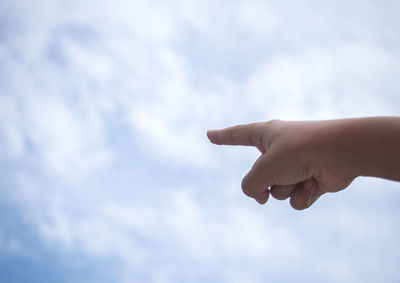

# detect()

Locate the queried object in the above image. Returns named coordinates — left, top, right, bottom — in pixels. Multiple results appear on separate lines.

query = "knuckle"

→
left=228, top=125, right=241, bottom=143
left=263, top=119, right=283, bottom=144
left=241, top=178, right=251, bottom=197
left=231, top=130, right=240, bottom=143
left=290, top=197, right=307, bottom=210
left=265, top=119, right=282, bottom=128
left=241, top=176, right=255, bottom=197
left=270, top=187, right=290, bottom=200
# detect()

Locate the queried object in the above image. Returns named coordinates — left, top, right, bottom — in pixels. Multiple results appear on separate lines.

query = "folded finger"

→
left=254, top=190, right=270, bottom=205
left=290, top=179, right=316, bottom=210
left=241, top=154, right=274, bottom=199
left=270, top=184, right=297, bottom=200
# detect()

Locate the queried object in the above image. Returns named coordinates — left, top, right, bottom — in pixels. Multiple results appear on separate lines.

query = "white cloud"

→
left=0, top=96, right=25, bottom=158
left=23, top=183, right=303, bottom=281
left=243, top=42, right=400, bottom=121
left=0, top=228, right=22, bottom=256
left=27, top=96, right=110, bottom=175
left=0, top=93, right=112, bottom=180
left=1, top=0, right=400, bottom=282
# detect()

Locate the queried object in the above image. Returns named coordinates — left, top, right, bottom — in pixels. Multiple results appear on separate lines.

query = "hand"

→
left=207, top=120, right=359, bottom=210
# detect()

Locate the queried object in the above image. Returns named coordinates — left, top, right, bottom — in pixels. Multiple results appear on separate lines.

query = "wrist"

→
left=326, top=117, right=400, bottom=181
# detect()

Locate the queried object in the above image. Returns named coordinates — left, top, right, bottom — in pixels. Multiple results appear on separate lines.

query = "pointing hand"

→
left=208, top=118, right=400, bottom=210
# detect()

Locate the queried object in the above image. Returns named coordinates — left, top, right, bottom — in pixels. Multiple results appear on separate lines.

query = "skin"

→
left=207, top=117, right=400, bottom=210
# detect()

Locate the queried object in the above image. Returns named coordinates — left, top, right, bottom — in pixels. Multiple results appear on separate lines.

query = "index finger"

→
left=207, top=122, right=266, bottom=147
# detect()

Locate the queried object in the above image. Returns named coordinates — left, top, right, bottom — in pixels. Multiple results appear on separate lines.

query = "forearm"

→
left=330, top=117, right=400, bottom=182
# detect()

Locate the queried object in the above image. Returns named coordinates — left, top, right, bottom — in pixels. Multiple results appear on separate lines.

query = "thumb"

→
left=241, top=153, right=275, bottom=200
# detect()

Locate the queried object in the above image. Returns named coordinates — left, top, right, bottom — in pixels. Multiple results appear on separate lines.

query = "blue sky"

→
left=1, top=0, right=400, bottom=282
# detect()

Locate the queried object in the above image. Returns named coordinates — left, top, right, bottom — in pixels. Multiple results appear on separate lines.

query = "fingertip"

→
left=207, top=130, right=219, bottom=144
left=290, top=179, right=316, bottom=210
left=255, top=191, right=269, bottom=205
left=270, top=184, right=296, bottom=200
left=256, top=199, right=267, bottom=205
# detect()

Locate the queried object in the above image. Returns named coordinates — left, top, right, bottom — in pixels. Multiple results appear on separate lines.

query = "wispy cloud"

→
left=1, top=0, right=400, bottom=282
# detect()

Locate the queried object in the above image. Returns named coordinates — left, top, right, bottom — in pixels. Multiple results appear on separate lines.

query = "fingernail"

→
left=305, top=180, right=315, bottom=207
left=207, top=130, right=218, bottom=144
left=307, top=193, right=315, bottom=207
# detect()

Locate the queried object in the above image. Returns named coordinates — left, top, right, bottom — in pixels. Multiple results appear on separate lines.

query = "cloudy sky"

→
left=1, top=0, right=400, bottom=282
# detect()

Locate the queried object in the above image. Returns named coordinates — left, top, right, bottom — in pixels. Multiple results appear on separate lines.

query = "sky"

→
left=1, top=0, right=400, bottom=282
